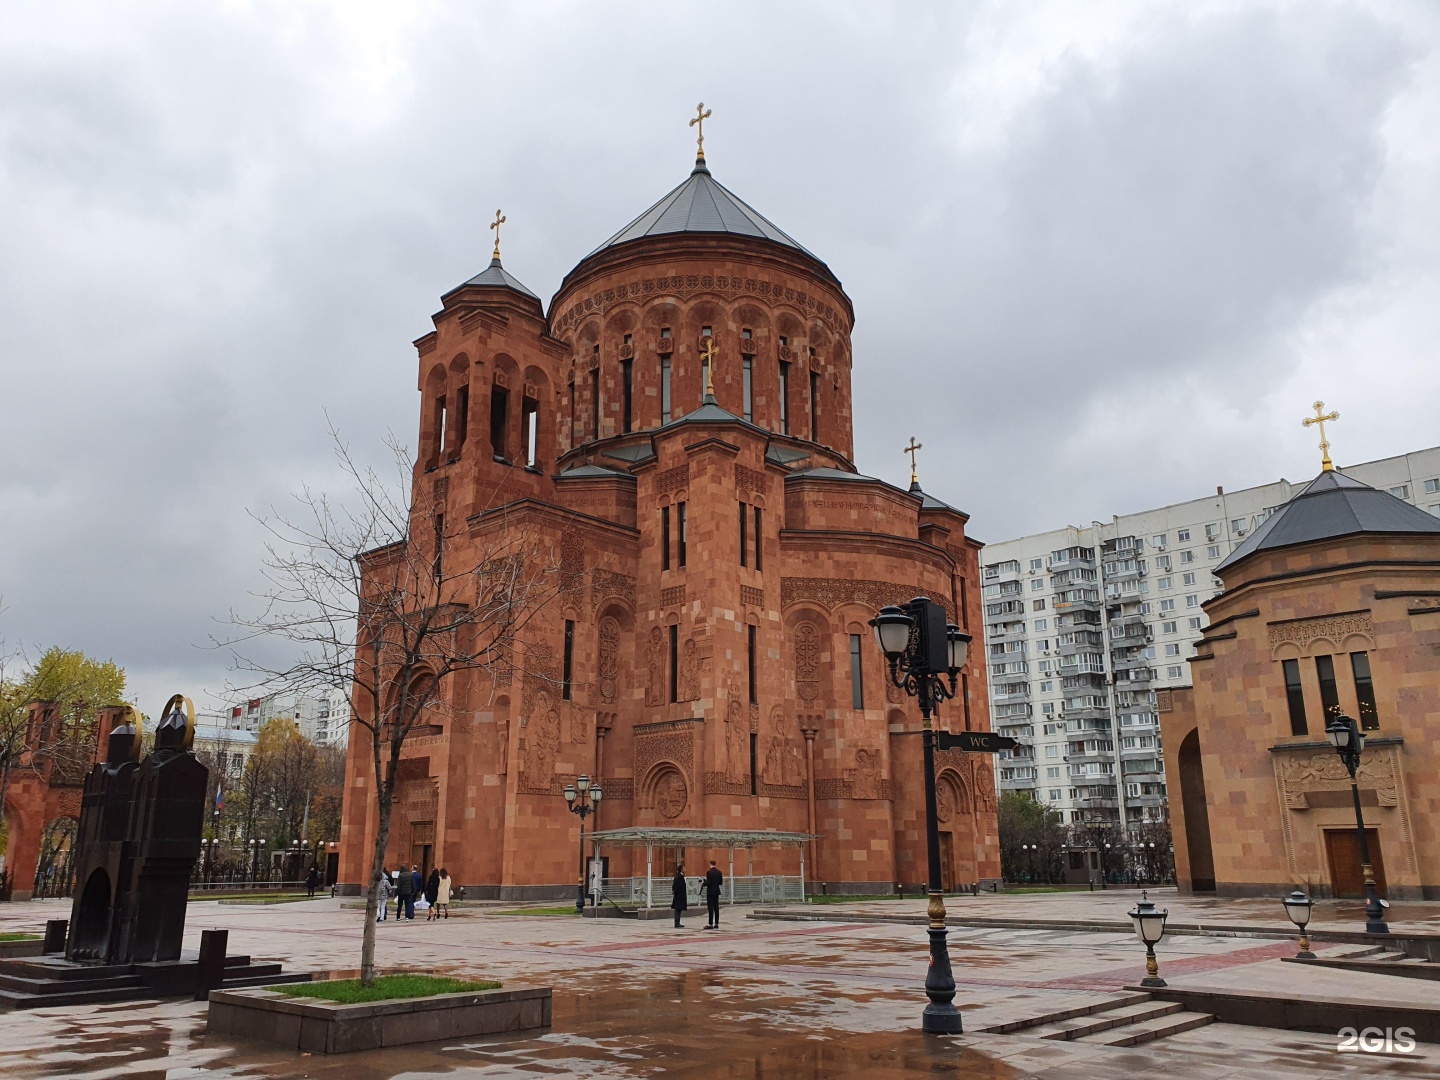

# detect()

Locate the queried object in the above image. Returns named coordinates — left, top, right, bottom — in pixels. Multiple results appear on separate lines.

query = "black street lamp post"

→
left=564, top=775, right=603, bottom=914
left=871, top=596, right=971, bottom=1035
left=1325, top=713, right=1390, bottom=934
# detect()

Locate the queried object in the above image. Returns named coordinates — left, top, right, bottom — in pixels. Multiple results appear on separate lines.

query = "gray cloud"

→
left=0, top=2, right=1435, bottom=712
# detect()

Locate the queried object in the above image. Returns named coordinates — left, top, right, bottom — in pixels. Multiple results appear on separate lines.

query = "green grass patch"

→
left=0, top=932, right=41, bottom=942
left=272, top=974, right=501, bottom=1004
left=490, top=906, right=579, bottom=916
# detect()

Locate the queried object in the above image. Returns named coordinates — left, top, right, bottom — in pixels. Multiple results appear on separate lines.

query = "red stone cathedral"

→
left=338, top=137, right=1000, bottom=897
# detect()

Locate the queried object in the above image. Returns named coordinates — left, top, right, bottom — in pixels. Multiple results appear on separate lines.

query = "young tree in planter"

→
left=227, top=432, right=568, bottom=983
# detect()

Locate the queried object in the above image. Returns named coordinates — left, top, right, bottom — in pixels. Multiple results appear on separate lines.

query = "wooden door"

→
left=1325, top=829, right=1387, bottom=898
left=939, top=832, right=954, bottom=893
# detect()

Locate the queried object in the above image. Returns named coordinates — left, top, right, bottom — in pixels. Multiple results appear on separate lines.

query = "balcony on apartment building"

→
left=1053, top=590, right=1102, bottom=614
left=1108, top=621, right=1151, bottom=647
left=987, top=620, right=1027, bottom=639
left=1048, top=547, right=1097, bottom=572
left=992, top=683, right=1032, bottom=703
left=1057, top=631, right=1105, bottom=656
left=983, top=560, right=1023, bottom=583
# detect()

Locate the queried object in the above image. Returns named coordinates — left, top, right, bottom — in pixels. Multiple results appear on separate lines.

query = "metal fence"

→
left=598, top=874, right=804, bottom=909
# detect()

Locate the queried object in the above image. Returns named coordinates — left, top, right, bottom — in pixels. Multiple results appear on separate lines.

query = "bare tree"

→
left=225, top=428, right=568, bottom=983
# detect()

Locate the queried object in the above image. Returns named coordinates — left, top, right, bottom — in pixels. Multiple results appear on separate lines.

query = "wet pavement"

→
left=0, top=894, right=1435, bottom=1078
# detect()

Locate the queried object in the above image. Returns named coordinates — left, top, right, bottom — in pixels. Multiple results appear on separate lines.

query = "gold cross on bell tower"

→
left=689, top=102, right=712, bottom=161
left=1302, top=400, right=1340, bottom=472
left=489, top=209, right=506, bottom=260
left=699, top=336, right=717, bottom=399
left=904, top=436, right=923, bottom=487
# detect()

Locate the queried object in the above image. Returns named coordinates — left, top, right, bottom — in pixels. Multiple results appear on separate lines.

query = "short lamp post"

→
left=1325, top=713, right=1390, bottom=934
left=564, top=775, right=602, bottom=914
left=871, top=596, right=971, bottom=1035
left=1129, top=891, right=1169, bottom=988
left=1283, top=889, right=1316, bottom=959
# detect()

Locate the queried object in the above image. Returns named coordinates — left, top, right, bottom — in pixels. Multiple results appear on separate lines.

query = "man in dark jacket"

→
left=671, top=864, right=688, bottom=928
left=396, top=863, right=416, bottom=920
left=704, top=861, right=723, bottom=929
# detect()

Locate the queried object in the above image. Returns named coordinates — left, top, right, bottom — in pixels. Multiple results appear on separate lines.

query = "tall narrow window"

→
left=568, top=377, right=576, bottom=441
left=778, top=360, right=790, bottom=435
left=431, top=394, right=446, bottom=462
left=748, top=626, right=757, bottom=704
left=739, top=501, right=747, bottom=567
left=677, top=502, right=687, bottom=568
left=668, top=625, right=679, bottom=704
left=849, top=633, right=864, bottom=709
left=1315, top=655, right=1340, bottom=719
left=661, top=356, right=672, bottom=424
left=437, top=395, right=448, bottom=454
left=562, top=620, right=574, bottom=701
left=749, top=732, right=758, bottom=796
left=622, top=358, right=633, bottom=433
left=700, top=325, right=712, bottom=400
left=809, top=368, right=820, bottom=441
left=590, top=363, right=600, bottom=439
left=753, top=506, right=762, bottom=571
left=432, top=514, right=444, bottom=581
left=489, top=386, right=508, bottom=460
left=742, top=357, right=753, bottom=422
left=454, top=385, right=468, bottom=449
left=1350, top=652, right=1379, bottom=730
left=661, top=507, right=671, bottom=571
left=1282, top=659, right=1307, bottom=736
left=521, top=397, right=539, bottom=468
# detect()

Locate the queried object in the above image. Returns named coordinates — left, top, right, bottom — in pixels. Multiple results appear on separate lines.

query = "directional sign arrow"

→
left=935, top=730, right=1019, bottom=754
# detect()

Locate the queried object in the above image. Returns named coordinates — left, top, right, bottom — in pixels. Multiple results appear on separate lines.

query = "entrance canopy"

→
left=587, top=827, right=816, bottom=848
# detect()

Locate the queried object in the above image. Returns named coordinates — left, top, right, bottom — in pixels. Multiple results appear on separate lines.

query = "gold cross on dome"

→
left=904, top=436, right=923, bottom=486
left=489, top=209, right=506, bottom=259
left=700, top=336, right=717, bottom=398
left=1302, top=400, right=1340, bottom=472
left=689, top=102, right=712, bottom=159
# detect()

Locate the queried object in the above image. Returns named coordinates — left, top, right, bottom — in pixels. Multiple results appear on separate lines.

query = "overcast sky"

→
left=2, top=1, right=1437, bottom=713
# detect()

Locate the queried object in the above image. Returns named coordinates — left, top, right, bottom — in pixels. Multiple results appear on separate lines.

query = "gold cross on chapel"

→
left=699, top=336, right=717, bottom=398
left=904, top=436, right=923, bottom=486
left=489, top=209, right=506, bottom=259
left=689, top=102, right=712, bottom=160
left=1302, top=400, right=1340, bottom=472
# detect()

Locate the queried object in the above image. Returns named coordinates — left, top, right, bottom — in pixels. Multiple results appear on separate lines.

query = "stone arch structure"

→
left=421, top=363, right=448, bottom=468
left=1177, top=729, right=1216, bottom=892
left=521, top=364, right=551, bottom=470
left=445, top=352, right=471, bottom=460
left=489, top=353, right=521, bottom=463
left=637, top=762, right=689, bottom=823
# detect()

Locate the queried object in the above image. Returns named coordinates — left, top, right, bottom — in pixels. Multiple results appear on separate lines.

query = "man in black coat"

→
left=396, top=863, right=416, bottom=920
left=671, top=864, right=688, bottom=928
left=704, top=860, right=723, bottom=929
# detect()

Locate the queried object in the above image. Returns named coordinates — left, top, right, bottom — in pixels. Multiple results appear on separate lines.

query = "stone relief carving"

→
left=655, top=770, right=688, bottom=819
left=590, top=570, right=636, bottom=613
left=936, top=778, right=956, bottom=823
left=740, top=585, right=765, bottom=609
left=1268, top=612, right=1374, bottom=653
left=656, top=465, right=690, bottom=496
left=661, top=585, right=687, bottom=608
left=795, top=622, right=821, bottom=704
left=597, top=616, right=620, bottom=705
left=634, top=720, right=697, bottom=804
left=849, top=748, right=884, bottom=800
left=1275, top=747, right=1399, bottom=809
left=725, top=697, right=748, bottom=785
left=973, top=761, right=996, bottom=813
left=680, top=638, right=701, bottom=702
left=553, top=275, right=847, bottom=338
left=519, top=690, right=561, bottom=794
left=646, top=627, right=665, bottom=706
left=734, top=463, right=767, bottom=498
left=781, top=577, right=929, bottom=613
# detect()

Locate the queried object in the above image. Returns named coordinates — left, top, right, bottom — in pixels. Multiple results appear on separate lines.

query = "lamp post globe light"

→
left=1324, top=713, right=1390, bottom=934
left=1128, top=891, right=1169, bottom=988
left=564, top=775, right=603, bottom=914
left=869, top=596, right=972, bottom=1035
left=1283, top=889, right=1316, bottom=959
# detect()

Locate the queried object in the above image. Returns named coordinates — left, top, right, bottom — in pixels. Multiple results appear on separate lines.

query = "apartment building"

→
left=982, top=444, right=1440, bottom=834
left=223, top=687, right=350, bottom=746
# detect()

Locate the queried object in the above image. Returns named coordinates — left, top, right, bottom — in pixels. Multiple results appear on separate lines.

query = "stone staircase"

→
left=1287, top=944, right=1440, bottom=981
left=977, top=991, right=1215, bottom=1047
left=0, top=954, right=309, bottom=1010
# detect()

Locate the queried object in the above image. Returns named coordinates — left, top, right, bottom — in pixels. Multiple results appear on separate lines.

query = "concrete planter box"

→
left=0, top=939, right=43, bottom=959
left=207, top=983, right=551, bottom=1053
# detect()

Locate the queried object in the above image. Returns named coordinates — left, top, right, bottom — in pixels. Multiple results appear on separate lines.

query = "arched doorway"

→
left=1177, top=730, right=1216, bottom=892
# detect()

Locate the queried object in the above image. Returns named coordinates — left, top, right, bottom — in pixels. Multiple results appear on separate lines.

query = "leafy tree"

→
left=0, top=646, right=127, bottom=834
left=997, top=791, right=1065, bottom=883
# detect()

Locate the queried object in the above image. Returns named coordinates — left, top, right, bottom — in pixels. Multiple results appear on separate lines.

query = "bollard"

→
left=195, top=928, right=229, bottom=1001
left=42, top=919, right=68, bottom=954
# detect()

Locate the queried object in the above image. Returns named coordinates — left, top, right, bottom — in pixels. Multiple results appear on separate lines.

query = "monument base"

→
left=0, top=952, right=310, bottom=1010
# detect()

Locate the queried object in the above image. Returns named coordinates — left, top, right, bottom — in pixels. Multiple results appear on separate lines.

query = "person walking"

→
left=306, top=864, right=320, bottom=899
left=704, top=860, right=723, bottom=929
left=396, top=862, right=416, bottom=920
left=424, top=868, right=442, bottom=920
left=376, top=868, right=391, bottom=922
left=433, top=868, right=452, bottom=920
left=671, top=864, right=688, bottom=929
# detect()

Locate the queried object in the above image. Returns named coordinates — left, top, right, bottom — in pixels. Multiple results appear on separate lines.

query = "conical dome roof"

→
left=583, top=157, right=826, bottom=268
left=1216, top=468, right=1440, bottom=572
left=450, top=256, right=539, bottom=300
